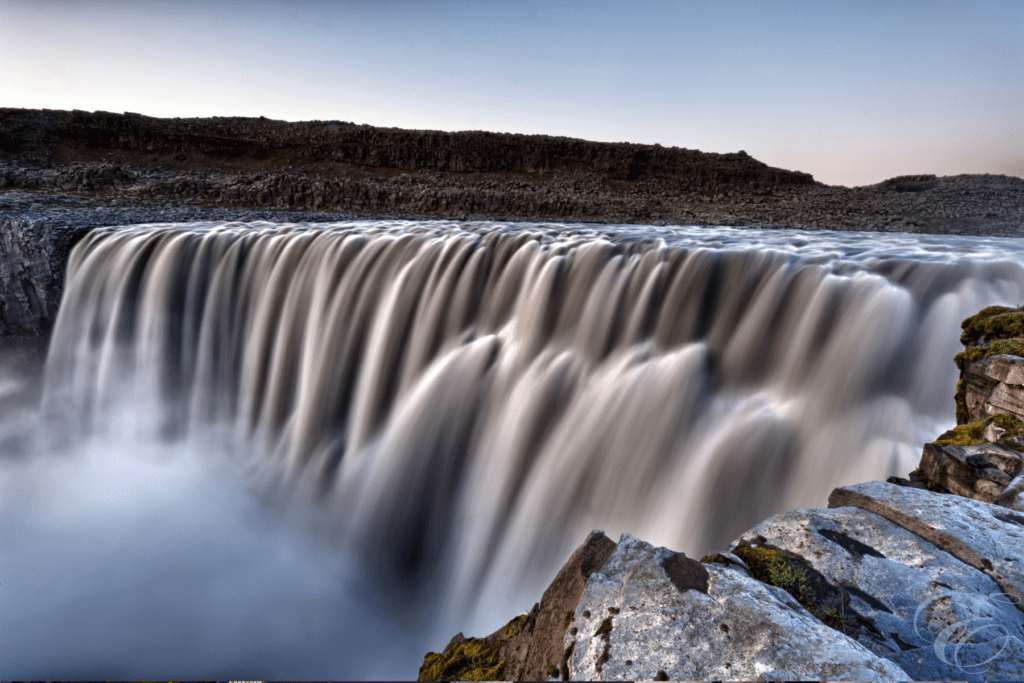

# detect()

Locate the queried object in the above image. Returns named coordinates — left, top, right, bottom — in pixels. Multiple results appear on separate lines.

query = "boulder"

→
left=828, top=481, right=1024, bottom=611
left=919, top=441, right=1023, bottom=503
left=564, top=534, right=908, bottom=681
left=731, top=505, right=1024, bottom=681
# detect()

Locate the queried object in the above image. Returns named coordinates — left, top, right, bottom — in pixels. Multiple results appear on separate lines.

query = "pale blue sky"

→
left=2, top=0, right=1021, bottom=186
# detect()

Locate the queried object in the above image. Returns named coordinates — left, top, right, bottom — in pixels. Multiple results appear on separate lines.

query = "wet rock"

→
left=564, top=533, right=907, bottom=681
left=731, top=506, right=1024, bottom=682
left=0, top=216, right=90, bottom=334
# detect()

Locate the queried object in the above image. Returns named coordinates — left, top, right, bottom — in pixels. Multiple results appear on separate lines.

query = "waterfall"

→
left=15, top=219, right=1024, bottom=674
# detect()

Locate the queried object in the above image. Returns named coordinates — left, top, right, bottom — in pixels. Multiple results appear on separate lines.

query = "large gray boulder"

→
left=731, top=505, right=1024, bottom=681
left=830, top=481, right=1024, bottom=611
left=563, top=534, right=908, bottom=681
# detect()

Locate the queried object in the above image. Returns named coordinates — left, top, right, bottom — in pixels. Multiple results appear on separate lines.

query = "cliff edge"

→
left=420, top=306, right=1024, bottom=682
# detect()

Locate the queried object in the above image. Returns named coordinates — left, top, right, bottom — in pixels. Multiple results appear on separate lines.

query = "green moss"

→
left=547, top=657, right=558, bottom=679
left=956, top=346, right=987, bottom=365
left=956, top=339, right=1024, bottom=367
left=935, top=419, right=989, bottom=446
left=700, top=553, right=715, bottom=564
left=734, top=546, right=813, bottom=607
left=595, top=616, right=613, bottom=637
left=935, top=412, right=1024, bottom=446
left=418, top=638, right=507, bottom=682
left=598, top=641, right=610, bottom=669
left=955, top=376, right=970, bottom=425
left=960, top=305, right=1023, bottom=347
left=984, top=338, right=1024, bottom=358
left=505, top=613, right=529, bottom=638
left=563, top=611, right=574, bottom=630
left=734, top=545, right=855, bottom=632
left=992, top=412, right=1024, bottom=433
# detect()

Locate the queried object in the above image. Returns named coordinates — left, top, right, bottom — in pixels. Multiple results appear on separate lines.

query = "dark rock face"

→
left=0, top=216, right=90, bottom=334
left=4, top=108, right=1022, bottom=235
left=1, top=108, right=815, bottom=190
left=418, top=530, right=616, bottom=681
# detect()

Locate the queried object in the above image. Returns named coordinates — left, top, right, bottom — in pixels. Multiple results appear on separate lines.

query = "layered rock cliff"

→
left=1, top=108, right=814, bottom=190
left=3, top=108, right=1022, bottom=232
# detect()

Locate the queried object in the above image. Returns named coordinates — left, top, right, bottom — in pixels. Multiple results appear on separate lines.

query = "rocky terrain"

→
left=2, top=108, right=1022, bottom=337
left=419, top=306, right=1024, bottom=682
left=5, top=109, right=1024, bottom=680
left=2, top=107, right=1023, bottom=234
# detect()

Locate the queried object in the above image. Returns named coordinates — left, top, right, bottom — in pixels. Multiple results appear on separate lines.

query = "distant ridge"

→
left=0, top=108, right=816, bottom=192
left=2, top=108, right=1021, bottom=234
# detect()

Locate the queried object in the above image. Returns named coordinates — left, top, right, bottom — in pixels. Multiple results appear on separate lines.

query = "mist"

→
left=0, top=340, right=421, bottom=680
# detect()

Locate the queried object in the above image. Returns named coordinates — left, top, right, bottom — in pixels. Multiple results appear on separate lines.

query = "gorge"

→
left=3, top=109, right=1024, bottom=680
left=3, top=218, right=1024, bottom=679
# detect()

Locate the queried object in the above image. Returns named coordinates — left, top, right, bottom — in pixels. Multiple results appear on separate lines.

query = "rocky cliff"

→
left=0, top=216, right=88, bottom=334
left=1, top=108, right=814, bottom=190
left=3, top=108, right=1023, bottom=232
left=420, top=307, right=1024, bottom=682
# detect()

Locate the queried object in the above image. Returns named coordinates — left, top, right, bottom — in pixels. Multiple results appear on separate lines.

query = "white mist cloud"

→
left=0, top=401, right=422, bottom=679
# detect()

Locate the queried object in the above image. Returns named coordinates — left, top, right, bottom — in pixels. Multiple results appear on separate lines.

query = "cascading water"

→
left=5, top=219, right=1024, bottom=678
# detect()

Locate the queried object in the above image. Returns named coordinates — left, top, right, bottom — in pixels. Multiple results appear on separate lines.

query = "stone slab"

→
left=829, top=481, right=1024, bottom=611
left=564, top=534, right=908, bottom=681
left=731, top=506, right=1024, bottom=682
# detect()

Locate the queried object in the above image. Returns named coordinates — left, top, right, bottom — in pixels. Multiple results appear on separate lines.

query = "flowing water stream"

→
left=3, top=219, right=1024, bottom=678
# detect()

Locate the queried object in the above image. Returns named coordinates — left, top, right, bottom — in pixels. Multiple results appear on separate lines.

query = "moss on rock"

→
left=934, top=412, right=1024, bottom=447
left=953, top=304, right=1024, bottom=425
left=960, top=305, right=1024, bottom=347
left=734, top=546, right=813, bottom=607
left=418, top=636, right=508, bottom=681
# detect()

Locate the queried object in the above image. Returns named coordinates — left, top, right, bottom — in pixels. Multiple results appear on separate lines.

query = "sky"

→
left=1, top=0, right=1021, bottom=187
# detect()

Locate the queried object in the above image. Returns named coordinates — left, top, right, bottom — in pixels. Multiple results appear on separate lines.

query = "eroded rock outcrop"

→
left=0, top=217, right=88, bottom=334
left=422, top=476, right=1024, bottom=681
left=418, top=531, right=617, bottom=682
left=1, top=108, right=815, bottom=190
left=730, top=503, right=1024, bottom=681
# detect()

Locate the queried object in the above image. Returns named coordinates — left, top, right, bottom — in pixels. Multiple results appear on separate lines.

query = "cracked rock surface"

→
left=564, top=533, right=908, bottom=681
left=731, top=505, right=1024, bottom=682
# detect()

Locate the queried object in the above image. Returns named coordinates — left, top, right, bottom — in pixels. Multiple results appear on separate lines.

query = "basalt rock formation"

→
left=0, top=216, right=89, bottom=334
left=1, top=108, right=814, bottom=189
